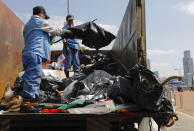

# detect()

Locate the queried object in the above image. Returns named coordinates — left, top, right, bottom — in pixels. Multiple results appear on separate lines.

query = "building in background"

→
left=183, top=50, right=194, bottom=86
left=186, top=73, right=193, bottom=87
left=147, top=58, right=151, bottom=70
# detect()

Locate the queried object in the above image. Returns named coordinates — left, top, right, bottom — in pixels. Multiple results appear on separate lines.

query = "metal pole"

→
left=192, top=75, right=194, bottom=88
left=67, top=0, right=70, bottom=15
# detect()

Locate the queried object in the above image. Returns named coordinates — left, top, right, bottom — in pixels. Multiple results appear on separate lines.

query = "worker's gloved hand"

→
left=62, top=30, right=75, bottom=39
left=50, top=36, right=55, bottom=45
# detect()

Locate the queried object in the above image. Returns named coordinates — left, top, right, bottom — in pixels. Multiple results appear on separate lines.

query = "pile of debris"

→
left=0, top=53, right=177, bottom=127
left=0, top=21, right=178, bottom=128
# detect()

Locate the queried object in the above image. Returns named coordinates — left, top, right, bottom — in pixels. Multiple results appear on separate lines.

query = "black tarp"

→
left=69, top=21, right=116, bottom=49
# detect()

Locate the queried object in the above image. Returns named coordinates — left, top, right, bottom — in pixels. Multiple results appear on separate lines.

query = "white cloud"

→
left=148, top=49, right=179, bottom=55
left=174, top=1, right=194, bottom=15
left=48, top=16, right=118, bottom=35
left=98, top=24, right=118, bottom=35
left=15, top=12, right=31, bottom=23
left=150, top=62, right=183, bottom=77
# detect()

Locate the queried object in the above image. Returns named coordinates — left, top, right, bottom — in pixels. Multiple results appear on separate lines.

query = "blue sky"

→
left=2, top=0, right=127, bottom=51
left=146, top=0, right=194, bottom=77
left=2, top=0, right=194, bottom=77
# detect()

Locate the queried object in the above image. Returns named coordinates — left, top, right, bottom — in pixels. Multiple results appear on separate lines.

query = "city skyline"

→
left=148, top=50, right=194, bottom=78
left=183, top=50, right=194, bottom=86
left=183, top=50, right=194, bottom=76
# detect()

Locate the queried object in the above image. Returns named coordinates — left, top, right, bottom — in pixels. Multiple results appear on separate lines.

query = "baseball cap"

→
left=66, top=14, right=74, bottom=20
left=33, top=6, right=50, bottom=19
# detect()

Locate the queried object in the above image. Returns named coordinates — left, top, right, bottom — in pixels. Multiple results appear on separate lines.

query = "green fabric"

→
left=50, top=38, right=54, bottom=45
left=50, top=36, right=55, bottom=45
left=57, top=99, right=85, bottom=110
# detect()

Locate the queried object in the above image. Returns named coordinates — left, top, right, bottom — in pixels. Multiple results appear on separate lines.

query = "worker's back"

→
left=23, top=16, right=50, bottom=60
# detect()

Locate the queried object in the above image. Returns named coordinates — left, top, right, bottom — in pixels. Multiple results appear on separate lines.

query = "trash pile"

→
left=0, top=22, right=177, bottom=128
left=0, top=53, right=177, bottom=126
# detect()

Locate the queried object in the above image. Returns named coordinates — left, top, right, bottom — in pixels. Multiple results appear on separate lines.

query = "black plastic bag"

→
left=39, top=90, right=61, bottom=103
left=109, top=65, right=178, bottom=126
left=12, top=75, right=73, bottom=103
left=40, top=76, right=73, bottom=92
left=108, top=77, right=136, bottom=104
left=69, top=21, right=116, bottom=49
left=61, top=70, right=114, bottom=103
left=60, top=78, right=73, bottom=91
left=80, top=55, right=94, bottom=65
left=39, top=76, right=73, bottom=103
left=12, top=76, right=24, bottom=96
left=153, top=98, right=177, bottom=126
left=92, top=53, right=106, bottom=61
left=82, top=55, right=120, bottom=76
left=40, top=76, right=62, bottom=92
left=108, top=64, right=164, bottom=111
left=61, top=80, right=83, bottom=103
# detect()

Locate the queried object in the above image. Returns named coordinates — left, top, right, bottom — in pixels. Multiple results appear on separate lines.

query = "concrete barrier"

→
left=170, top=91, right=194, bottom=114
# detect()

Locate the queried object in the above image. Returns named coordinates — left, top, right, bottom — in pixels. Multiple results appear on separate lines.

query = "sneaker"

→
left=20, top=105, right=42, bottom=113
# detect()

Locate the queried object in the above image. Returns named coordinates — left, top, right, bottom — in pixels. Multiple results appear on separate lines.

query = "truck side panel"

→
left=0, top=1, right=24, bottom=100
left=136, top=0, right=147, bottom=66
left=112, top=0, right=146, bottom=68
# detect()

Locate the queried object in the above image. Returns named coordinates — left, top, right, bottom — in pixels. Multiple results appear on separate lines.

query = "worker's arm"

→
left=41, top=20, right=74, bottom=37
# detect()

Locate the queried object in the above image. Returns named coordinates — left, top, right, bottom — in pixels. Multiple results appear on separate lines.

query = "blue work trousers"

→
left=63, top=47, right=80, bottom=72
left=22, top=54, right=42, bottom=99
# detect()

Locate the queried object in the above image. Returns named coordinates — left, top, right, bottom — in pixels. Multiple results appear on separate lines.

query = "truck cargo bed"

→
left=0, top=112, right=171, bottom=131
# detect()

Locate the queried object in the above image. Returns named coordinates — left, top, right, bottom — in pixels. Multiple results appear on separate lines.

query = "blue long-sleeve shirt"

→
left=63, top=26, right=80, bottom=50
left=23, top=15, right=68, bottom=60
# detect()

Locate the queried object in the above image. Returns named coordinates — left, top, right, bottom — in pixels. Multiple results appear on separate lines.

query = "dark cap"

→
left=66, top=14, right=74, bottom=20
left=33, top=6, right=50, bottom=19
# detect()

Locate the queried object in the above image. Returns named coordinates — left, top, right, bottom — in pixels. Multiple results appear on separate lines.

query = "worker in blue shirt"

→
left=22, top=6, right=74, bottom=102
left=63, top=14, right=80, bottom=78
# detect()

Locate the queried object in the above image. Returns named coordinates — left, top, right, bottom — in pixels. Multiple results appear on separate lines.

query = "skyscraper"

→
left=183, top=50, right=194, bottom=86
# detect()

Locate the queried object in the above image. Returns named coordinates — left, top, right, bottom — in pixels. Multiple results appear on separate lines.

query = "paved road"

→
left=170, top=111, right=194, bottom=131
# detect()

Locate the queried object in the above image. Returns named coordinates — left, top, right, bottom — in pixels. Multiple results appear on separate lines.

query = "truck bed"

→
left=0, top=112, right=171, bottom=131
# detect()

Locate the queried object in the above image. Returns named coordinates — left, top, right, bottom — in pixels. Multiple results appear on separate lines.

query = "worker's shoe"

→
left=22, top=97, right=41, bottom=108
left=65, top=71, right=69, bottom=78
left=21, top=97, right=42, bottom=113
left=20, top=105, right=42, bottom=113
